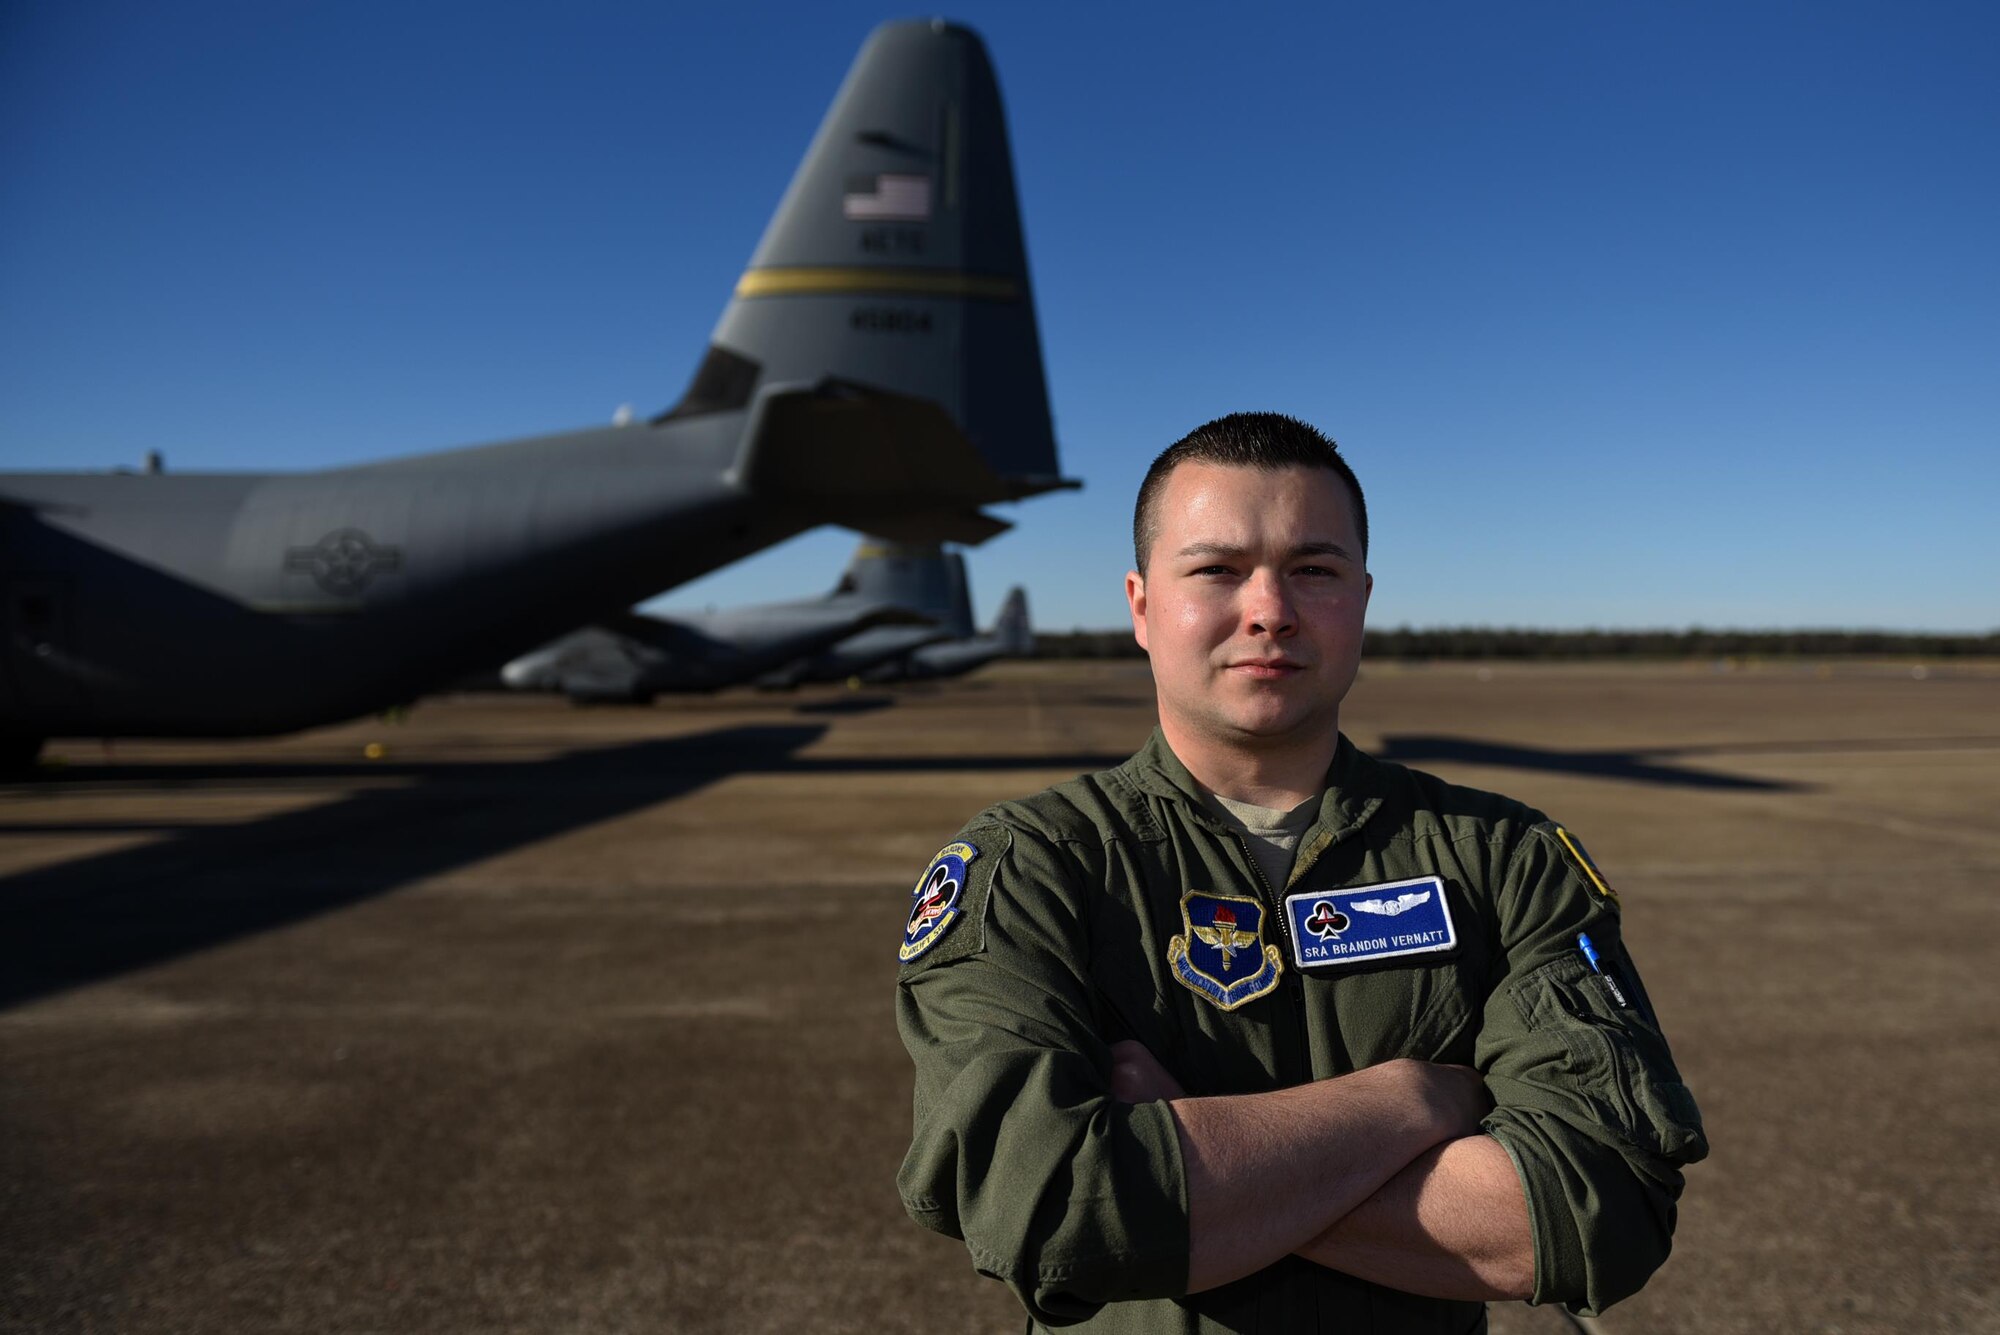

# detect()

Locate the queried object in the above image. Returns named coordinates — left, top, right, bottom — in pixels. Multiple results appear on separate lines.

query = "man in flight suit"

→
left=895, top=414, right=1706, bottom=1332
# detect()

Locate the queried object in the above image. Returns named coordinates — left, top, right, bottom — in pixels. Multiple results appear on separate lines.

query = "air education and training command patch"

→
left=1168, top=891, right=1283, bottom=1011
left=900, top=841, right=980, bottom=963
left=1553, top=826, right=1621, bottom=909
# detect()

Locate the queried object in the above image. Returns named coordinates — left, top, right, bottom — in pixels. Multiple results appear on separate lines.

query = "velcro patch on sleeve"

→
left=1553, top=825, right=1621, bottom=908
left=897, top=826, right=1009, bottom=975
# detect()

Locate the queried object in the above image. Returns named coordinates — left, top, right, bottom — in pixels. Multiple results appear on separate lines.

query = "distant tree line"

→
left=1032, top=628, right=2000, bottom=660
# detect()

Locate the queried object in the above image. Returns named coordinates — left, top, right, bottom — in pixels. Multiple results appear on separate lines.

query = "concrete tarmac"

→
left=4, top=659, right=1997, bottom=1333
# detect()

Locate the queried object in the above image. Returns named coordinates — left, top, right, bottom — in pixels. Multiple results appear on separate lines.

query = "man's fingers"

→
left=1110, top=1061, right=1145, bottom=1102
left=1109, top=1039, right=1185, bottom=1103
left=1430, top=1063, right=1495, bottom=1131
left=1110, top=1039, right=1148, bottom=1101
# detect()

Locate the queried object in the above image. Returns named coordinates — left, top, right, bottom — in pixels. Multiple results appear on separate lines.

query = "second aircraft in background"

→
left=500, top=540, right=1032, bottom=703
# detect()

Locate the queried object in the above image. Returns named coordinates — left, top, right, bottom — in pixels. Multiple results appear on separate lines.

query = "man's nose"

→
left=1243, top=569, right=1296, bottom=637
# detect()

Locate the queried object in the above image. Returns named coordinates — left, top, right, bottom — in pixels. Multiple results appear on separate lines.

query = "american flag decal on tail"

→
left=843, top=173, right=933, bottom=220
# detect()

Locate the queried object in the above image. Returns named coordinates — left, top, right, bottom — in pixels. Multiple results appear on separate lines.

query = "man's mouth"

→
left=1228, top=658, right=1305, bottom=680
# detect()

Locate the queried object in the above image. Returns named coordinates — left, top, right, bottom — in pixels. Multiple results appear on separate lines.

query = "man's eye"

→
left=1295, top=565, right=1339, bottom=578
left=1191, top=565, right=1233, bottom=577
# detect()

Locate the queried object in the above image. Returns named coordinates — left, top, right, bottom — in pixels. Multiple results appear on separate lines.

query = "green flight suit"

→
left=896, top=730, right=1706, bottom=1332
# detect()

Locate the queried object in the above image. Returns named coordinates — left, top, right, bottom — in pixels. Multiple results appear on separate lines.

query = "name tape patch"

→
left=1282, top=875, right=1457, bottom=971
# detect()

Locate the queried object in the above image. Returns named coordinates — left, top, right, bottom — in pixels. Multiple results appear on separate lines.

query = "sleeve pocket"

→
left=1509, top=954, right=1708, bottom=1165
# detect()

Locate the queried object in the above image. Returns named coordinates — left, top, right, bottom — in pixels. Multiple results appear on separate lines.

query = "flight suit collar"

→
left=1120, top=727, right=1385, bottom=878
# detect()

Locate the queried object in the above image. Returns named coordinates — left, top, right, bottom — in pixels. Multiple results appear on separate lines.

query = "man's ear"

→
left=1124, top=570, right=1149, bottom=652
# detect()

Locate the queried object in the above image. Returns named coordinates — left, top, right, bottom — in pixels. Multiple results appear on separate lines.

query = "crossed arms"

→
left=1109, top=1039, right=1534, bottom=1299
left=897, top=824, right=1699, bottom=1322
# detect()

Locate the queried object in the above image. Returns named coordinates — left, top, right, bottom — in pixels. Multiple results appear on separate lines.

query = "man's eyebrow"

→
left=1291, top=541, right=1356, bottom=562
left=1173, top=541, right=1356, bottom=562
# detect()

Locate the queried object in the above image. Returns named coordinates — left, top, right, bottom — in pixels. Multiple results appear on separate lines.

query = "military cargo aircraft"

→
left=496, top=539, right=952, bottom=703
left=758, top=540, right=972, bottom=687
left=864, top=583, right=1032, bottom=683
left=0, top=20, right=1072, bottom=768
left=496, top=600, right=924, bottom=704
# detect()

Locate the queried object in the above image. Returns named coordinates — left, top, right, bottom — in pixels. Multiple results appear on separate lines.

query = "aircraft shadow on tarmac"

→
left=0, top=728, right=1138, bottom=1009
left=1658, top=734, right=2000, bottom=758
left=1375, top=735, right=1804, bottom=792
left=0, top=724, right=833, bottom=1010
left=777, top=751, right=1130, bottom=774
left=7, top=729, right=1799, bottom=1009
left=791, top=694, right=901, bottom=715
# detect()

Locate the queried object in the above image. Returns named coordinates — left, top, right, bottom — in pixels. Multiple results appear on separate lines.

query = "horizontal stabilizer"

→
left=731, top=379, right=1071, bottom=545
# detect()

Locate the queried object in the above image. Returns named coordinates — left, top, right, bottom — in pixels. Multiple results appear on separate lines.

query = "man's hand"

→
left=1110, top=1039, right=1186, bottom=1104
left=1402, top=1060, right=1493, bottom=1137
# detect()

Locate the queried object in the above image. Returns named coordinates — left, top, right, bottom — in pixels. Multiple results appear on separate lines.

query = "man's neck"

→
left=1159, top=717, right=1341, bottom=811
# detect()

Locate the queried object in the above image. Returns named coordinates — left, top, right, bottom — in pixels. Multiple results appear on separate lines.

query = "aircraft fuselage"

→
left=1, top=412, right=809, bottom=736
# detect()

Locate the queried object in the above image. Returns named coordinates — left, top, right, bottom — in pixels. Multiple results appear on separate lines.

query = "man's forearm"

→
left=1168, top=1059, right=1486, bottom=1293
left=1296, top=1132, right=1534, bottom=1301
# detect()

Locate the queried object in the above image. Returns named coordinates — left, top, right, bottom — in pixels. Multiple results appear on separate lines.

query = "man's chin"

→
left=1216, top=707, right=1330, bottom=746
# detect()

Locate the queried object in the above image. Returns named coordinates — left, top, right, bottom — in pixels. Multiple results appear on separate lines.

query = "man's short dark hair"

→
left=1132, top=412, right=1368, bottom=571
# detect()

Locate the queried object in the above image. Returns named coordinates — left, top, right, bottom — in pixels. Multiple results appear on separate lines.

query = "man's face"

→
left=1126, top=462, right=1372, bottom=752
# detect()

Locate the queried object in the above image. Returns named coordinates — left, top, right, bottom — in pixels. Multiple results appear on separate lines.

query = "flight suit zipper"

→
left=1226, top=830, right=1313, bottom=1086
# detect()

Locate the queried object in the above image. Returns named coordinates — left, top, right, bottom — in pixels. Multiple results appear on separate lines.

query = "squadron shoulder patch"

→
left=1168, top=891, right=1283, bottom=1011
left=900, top=841, right=980, bottom=962
left=1553, top=826, right=1621, bottom=908
left=1281, top=875, right=1458, bottom=971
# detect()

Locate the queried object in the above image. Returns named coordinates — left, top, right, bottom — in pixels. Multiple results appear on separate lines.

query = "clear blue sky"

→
left=4, top=2, right=1995, bottom=633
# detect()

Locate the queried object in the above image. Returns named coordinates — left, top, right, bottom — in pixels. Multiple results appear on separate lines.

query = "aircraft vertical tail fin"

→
left=698, top=21, right=1077, bottom=539
left=944, top=552, right=976, bottom=639
left=993, top=586, right=1033, bottom=656
left=838, top=538, right=960, bottom=625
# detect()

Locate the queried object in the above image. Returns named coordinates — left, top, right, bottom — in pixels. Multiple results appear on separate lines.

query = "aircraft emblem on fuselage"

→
left=284, top=529, right=404, bottom=596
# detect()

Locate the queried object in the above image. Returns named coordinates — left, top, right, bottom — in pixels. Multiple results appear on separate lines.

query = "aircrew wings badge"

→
left=900, top=841, right=980, bottom=962
left=1168, top=891, right=1283, bottom=1011
left=1553, top=826, right=1621, bottom=909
